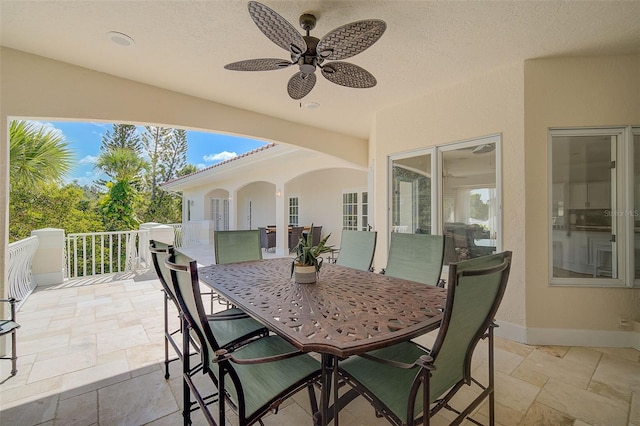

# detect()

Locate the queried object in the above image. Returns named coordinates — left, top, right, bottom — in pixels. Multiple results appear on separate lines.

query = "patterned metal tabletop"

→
left=199, top=258, right=447, bottom=357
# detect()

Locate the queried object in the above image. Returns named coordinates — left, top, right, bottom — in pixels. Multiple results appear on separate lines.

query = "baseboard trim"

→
left=495, top=320, right=640, bottom=350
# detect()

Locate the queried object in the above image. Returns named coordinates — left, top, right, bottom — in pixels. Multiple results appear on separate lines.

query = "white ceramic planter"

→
left=294, top=265, right=317, bottom=284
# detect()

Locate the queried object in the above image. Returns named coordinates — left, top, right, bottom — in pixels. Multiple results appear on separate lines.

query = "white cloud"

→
left=79, top=155, right=98, bottom=165
left=196, top=163, right=207, bottom=170
left=25, top=120, right=64, bottom=138
left=203, top=151, right=237, bottom=163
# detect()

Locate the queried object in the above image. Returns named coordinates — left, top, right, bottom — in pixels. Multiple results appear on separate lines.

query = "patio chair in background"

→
left=311, top=225, right=323, bottom=246
left=214, top=230, right=263, bottom=264
left=0, top=297, right=20, bottom=382
left=288, top=226, right=305, bottom=253
left=338, top=251, right=513, bottom=426
left=258, top=227, right=276, bottom=252
left=381, top=233, right=445, bottom=287
left=164, top=253, right=321, bottom=426
left=335, top=229, right=377, bottom=272
left=149, top=241, right=267, bottom=380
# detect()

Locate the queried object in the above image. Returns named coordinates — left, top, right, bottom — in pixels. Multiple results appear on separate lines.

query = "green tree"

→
left=177, top=164, right=199, bottom=177
left=140, top=126, right=188, bottom=224
left=141, top=126, right=187, bottom=199
left=9, top=182, right=102, bottom=242
left=100, top=123, right=142, bottom=154
left=95, top=148, right=147, bottom=230
left=95, top=147, right=147, bottom=185
left=9, top=120, right=74, bottom=189
left=470, top=192, right=489, bottom=221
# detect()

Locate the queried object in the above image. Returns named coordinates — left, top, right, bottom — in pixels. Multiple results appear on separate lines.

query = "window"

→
left=342, top=190, right=368, bottom=230
left=390, top=135, right=501, bottom=264
left=549, top=127, right=639, bottom=288
left=288, top=197, right=299, bottom=226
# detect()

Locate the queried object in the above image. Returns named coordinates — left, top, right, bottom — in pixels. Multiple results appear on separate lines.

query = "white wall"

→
left=237, top=182, right=276, bottom=229
left=286, top=168, right=368, bottom=248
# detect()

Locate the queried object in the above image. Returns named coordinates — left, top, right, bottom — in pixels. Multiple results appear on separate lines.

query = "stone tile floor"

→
left=0, top=267, right=639, bottom=426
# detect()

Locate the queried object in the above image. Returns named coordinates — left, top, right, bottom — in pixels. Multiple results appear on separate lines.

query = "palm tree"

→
left=95, top=147, right=147, bottom=185
left=95, top=148, right=147, bottom=231
left=9, top=120, right=74, bottom=188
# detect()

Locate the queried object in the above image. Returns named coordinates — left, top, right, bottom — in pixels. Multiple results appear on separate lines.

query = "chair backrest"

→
left=214, top=230, right=262, bottom=265
left=288, top=226, right=305, bottom=252
left=150, top=240, right=177, bottom=301
left=384, top=233, right=445, bottom=286
left=311, top=226, right=322, bottom=247
left=164, top=250, right=244, bottom=406
left=428, top=251, right=512, bottom=402
left=258, top=227, right=268, bottom=249
left=335, top=230, right=377, bottom=272
left=164, top=250, right=219, bottom=365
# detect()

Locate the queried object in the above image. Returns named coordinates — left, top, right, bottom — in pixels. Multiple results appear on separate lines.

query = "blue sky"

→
left=33, top=121, right=267, bottom=186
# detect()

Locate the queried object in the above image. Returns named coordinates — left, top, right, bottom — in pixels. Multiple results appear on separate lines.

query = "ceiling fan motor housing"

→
left=299, top=36, right=320, bottom=74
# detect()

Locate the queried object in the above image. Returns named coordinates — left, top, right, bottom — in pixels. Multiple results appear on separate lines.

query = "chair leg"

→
left=182, top=318, right=191, bottom=425
left=164, top=294, right=170, bottom=379
left=488, top=326, right=495, bottom=426
left=10, top=329, right=17, bottom=376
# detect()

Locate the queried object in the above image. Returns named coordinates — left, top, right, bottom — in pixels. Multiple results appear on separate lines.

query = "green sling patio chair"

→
left=214, top=230, right=263, bottom=265
left=335, top=229, right=378, bottom=272
left=164, top=253, right=321, bottom=426
left=338, top=251, right=512, bottom=426
left=381, top=233, right=445, bottom=287
left=149, top=241, right=268, bottom=380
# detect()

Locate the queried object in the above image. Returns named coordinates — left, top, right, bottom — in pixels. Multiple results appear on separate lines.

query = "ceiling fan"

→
left=224, top=1, right=386, bottom=100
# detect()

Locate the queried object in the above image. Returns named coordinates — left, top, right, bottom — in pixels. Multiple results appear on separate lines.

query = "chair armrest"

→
left=215, top=348, right=307, bottom=365
left=206, top=312, right=250, bottom=321
left=358, top=351, right=434, bottom=370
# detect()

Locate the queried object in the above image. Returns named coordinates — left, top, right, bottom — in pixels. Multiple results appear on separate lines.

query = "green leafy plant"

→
left=291, top=225, right=332, bottom=276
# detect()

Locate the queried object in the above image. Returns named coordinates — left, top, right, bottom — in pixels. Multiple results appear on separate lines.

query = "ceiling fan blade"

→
left=287, top=72, right=316, bottom=100
left=317, top=19, right=386, bottom=60
left=321, top=62, right=377, bottom=88
left=248, top=1, right=307, bottom=55
left=224, top=58, right=292, bottom=71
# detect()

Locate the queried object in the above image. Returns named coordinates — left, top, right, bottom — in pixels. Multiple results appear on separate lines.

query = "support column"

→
left=31, top=228, right=65, bottom=286
left=228, top=189, right=238, bottom=230
left=275, top=184, right=288, bottom=256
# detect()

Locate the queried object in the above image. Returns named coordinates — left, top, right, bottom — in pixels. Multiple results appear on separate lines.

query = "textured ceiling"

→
left=1, top=1, right=640, bottom=140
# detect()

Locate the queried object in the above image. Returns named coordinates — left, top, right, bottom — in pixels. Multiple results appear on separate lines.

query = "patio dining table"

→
left=199, top=257, right=447, bottom=426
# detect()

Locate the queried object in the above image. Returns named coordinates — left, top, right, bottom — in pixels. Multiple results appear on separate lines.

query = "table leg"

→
left=316, top=353, right=338, bottom=426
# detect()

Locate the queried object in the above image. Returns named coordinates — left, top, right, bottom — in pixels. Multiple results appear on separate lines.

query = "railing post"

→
left=146, top=225, right=175, bottom=264
left=31, top=228, right=65, bottom=286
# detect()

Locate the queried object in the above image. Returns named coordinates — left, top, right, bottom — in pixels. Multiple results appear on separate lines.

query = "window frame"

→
left=547, top=126, right=638, bottom=288
left=387, top=134, right=502, bottom=252
left=288, top=196, right=299, bottom=226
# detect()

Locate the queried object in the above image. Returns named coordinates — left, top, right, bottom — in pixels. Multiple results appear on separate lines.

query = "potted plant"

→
left=291, top=225, right=332, bottom=284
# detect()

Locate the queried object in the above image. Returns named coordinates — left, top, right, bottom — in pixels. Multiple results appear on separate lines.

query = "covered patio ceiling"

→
left=1, top=1, right=639, bottom=140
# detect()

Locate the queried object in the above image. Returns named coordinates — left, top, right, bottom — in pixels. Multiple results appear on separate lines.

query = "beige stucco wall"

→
left=524, top=54, right=640, bottom=332
left=372, top=62, right=527, bottom=329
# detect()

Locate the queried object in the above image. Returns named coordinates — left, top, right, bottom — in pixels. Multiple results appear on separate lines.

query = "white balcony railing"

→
left=65, top=230, right=149, bottom=279
left=7, top=235, right=39, bottom=305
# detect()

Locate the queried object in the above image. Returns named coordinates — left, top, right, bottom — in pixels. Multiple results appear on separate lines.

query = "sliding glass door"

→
left=389, top=135, right=501, bottom=264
